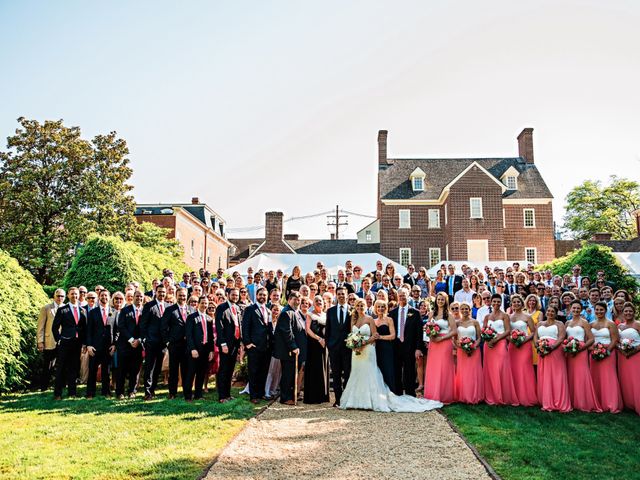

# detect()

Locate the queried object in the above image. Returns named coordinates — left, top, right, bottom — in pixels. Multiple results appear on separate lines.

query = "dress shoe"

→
left=118, top=394, right=125, bottom=400
left=283, top=400, right=295, bottom=406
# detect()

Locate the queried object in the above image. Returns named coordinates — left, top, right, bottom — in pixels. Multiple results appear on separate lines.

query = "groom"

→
left=389, top=288, right=425, bottom=397
left=274, top=291, right=307, bottom=405
left=325, top=286, right=352, bottom=407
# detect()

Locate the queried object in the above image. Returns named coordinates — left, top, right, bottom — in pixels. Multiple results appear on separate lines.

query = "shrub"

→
left=0, top=250, right=49, bottom=392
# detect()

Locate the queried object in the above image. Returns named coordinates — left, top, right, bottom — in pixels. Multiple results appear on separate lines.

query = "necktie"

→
left=102, top=307, right=107, bottom=326
left=135, top=307, right=140, bottom=325
left=339, top=306, right=345, bottom=325
left=261, top=305, right=268, bottom=325
left=180, top=307, right=186, bottom=321
left=232, top=305, right=240, bottom=339
left=488, top=306, right=493, bottom=313
left=399, top=308, right=406, bottom=342
left=159, top=302, right=164, bottom=316
left=200, top=315, right=207, bottom=344
left=72, top=306, right=79, bottom=324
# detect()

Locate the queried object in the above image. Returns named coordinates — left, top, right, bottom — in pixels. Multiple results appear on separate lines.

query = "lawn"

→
left=443, top=404, right=640, bottom=480
left=0, top=387, right=264, bottom=480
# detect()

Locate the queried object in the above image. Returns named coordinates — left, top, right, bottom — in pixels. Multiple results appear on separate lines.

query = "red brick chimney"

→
left=378, top=130, right=388, bottom=167
left=517, top=128, right=534, bottom=164
left=592, top=233, right=613, bottom=241
left=191, top=197, right=199, bottom=204
left=262, top=211, right=292, bottom=253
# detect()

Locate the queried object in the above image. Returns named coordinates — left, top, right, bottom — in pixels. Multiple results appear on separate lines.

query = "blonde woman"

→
left=524, top=294, right=543, bottom=366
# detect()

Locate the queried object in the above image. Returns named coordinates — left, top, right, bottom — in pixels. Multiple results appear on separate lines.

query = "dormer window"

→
left=506, top=176, right=517, bottom=190
left=412, top=177, right=424, bottom=191
left=409, top=167, right=426, bottom=192
left=501, top=166, right=520, bottom=190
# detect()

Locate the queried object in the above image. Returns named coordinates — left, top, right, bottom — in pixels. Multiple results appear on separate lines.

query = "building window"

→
left=470, top=198, right=483, bottom=219
left=444, top=203, right=448, bottom=225
left=365, top=230, right=372, bottom=241
left=190, top=239, right=195, bottom=258
left=525, top=247, right=537, bottom=264
left=506, top=176, right=518, bottom=190
left=412, top=177, right=424, bottom=191
left=523, top=208, right=536, bottom=228
left=428, top=209, right=440, bottom=229
left=399, top=248, right=411, bottom=267
left=429, top=248, right=441, bottom=268
left=399, top=209, right=411, bottom=229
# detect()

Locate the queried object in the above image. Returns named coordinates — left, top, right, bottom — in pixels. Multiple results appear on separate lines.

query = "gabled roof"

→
left=379, top=157, right=553, bottom=201
left=229, top=238, right=380, bottom=262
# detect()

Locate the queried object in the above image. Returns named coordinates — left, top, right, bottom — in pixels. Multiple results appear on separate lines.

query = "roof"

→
left=136, top=203, right=228, bottom=240
left=379, top=157, right=553, bottom=201
left=595, top=237, right=640, bottom=253
left=228, top=238, right=380, bottom=262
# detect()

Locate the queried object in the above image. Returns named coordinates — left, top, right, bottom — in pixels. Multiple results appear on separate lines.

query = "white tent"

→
left=427, top=260, right=529, bottom=278
left=231, top=253, right=407, bottom=278
left=613, top=252, right=640, bottom=281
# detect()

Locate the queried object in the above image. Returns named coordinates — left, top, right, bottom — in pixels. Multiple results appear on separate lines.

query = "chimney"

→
left=191, top=197, right=199, bottom=204
left=330, top=233, right=336, bottom=240
left=592, top=233, right=613, bottom=241
left=284, top=234, right=299, bottom=241
left=263, top=211, right=291, bottom=253
left=378, top=130, right=388, bottom=167
left=517, top=128, right=534, bottom=164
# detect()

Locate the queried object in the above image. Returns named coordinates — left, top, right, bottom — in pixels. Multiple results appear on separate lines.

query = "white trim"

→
left=444, top=203, right=448, bottom=225
left=399, top=209, right=411, bottom=229
left=399, top=248, right=412, bottom=267
left=470, top=197, right=483, bottom=219
left=409, top=167, right=426, bottom=178
left=247, top=241, right=266, bottom=259
left=382, top=198, right=445, bottom=205
left=445, top=161, right=508, bottom=194
left=503, top=198, right=552, bottom=205
left=429, top=248, right=441, bottom=268
left=523, top=208, right=536, bottom=228
left=502, top=208, right=506, bottom=229
left=505, top=175, right=518, bottom=190
left=428, top=209, right=440, bottom=229
left=445, top=244, right=449, bottom=261
left=525, top=247, right=538, bottom=265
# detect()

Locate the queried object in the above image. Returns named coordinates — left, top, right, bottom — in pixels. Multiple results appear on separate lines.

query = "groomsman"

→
left=389, top=288, right=425, bottom=397
left=36, top=288, right=66, bottom=391
left=162, top=287, right=189, bottom=399
left=242, top=287, right=273, bottom=403
left=140, top=285, right=167, bottom=400
left=116, top=290, right=144, bottom=399
left=85, top=289, right=116, bottom=398
left=52, top=287, right=87, bottom=399
left=325, top=286, right=352, bottom=407
left=445, top=264, right=463, bottom=303
left=274, top=291, right=307, bottom=405
left=184, top=296, right=214, bottom=401
left=215, top=288, right=242, bottom=403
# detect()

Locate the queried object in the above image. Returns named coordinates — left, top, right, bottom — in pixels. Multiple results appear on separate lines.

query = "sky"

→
left=1, top=0, right=639, bottom=239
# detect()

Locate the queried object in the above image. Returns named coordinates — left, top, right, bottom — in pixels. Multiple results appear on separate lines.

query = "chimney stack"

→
left=263, top=211, right=292, bottom=253
left=191, top=197, right=200, bottom=204
left=517, top=128, right=534, bottom=164
left=378, top=130, right=388, bottom=167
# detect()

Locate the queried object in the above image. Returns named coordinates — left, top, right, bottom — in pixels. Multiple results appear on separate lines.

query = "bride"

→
left=339, top=299, right=443, bottom=412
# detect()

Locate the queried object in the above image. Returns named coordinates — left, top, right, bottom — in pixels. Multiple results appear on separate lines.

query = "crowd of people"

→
left=36, top=260, right=640, bottom=414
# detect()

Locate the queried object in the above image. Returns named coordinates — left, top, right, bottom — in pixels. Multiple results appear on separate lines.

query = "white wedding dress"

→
left=339, top=324, right=443, bottom=412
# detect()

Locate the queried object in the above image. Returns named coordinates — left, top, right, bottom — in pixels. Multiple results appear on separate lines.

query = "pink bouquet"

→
left=480, top=326, right=497, bottom=342
left=618, top=338, right=636, bottom=355
left=536, top=338, right=553, bottom=356
left=562, top=336, right=584, bottom=356
left=459, top=336, right=476, bottom=356
left=509, top=329, right=526, bottom=347
left=591, top=342, right=610, bottom=361
left=424, top=321, right=441, bottom=338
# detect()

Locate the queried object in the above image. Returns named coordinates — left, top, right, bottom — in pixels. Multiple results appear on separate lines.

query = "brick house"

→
left=135, top=198, right=231, bottom=271
left=377, top=128, right=555, bottom=268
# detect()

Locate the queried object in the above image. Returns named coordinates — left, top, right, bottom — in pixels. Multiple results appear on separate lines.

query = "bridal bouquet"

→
left=618, top=338, right=636, bottom=355
left=480, top=326, right=497, bottom=342
left=591, top=342, right=610, bottom=361
left=509, top=329, right=526, bottom=347
left=345, top=331, right=367, bottom=355
left=562, top=336, right=584, bottom=356
left=536, top=338, right=554, bottom=357
left=459, top=336, right=476, bottom=356
left=424, top=321, right=441, bottom=338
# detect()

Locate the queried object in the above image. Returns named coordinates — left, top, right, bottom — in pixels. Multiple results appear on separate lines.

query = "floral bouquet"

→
left=536, top=338, right=554, bottom=356
left=509, top=329, right=526, bottom=347
left=562, top=336, right=584, bottom=356
left=345, top=331, right=367, bottom=355
left=459, top=336, right=476, bottom=356
left=618, top=338, right=636, bottom=355
left=424, top=321, right=441, bottom=338
left=591, top=342, right=610, bottom=361
left=480, top=326, right=497, bottom=342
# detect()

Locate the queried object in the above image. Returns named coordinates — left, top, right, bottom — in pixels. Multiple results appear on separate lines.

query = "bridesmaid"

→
left=508, top=295, right=538, bottom=406
left=589, top=301, right=623, bottom=413
left=416, top=300, right=430, bottom=394
left=424, top=292, right=457, bottom=404
left=454, top=303, right=484, bottom=404
left=483, top=294, right=519, bottom=406
left=618, top=302, right=640, bottom=415
left=304, top=296, right=329, bottom=404
left=373, top=300, right=396, bottom=390
left=534, top=306, right=572, bottom=412
left=524, top=294, right=543, bottom=368
left=565, top=301, right=601, bottom=412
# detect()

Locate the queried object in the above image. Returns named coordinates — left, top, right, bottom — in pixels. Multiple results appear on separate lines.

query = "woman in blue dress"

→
left=434, top=269, right=447, bottom=296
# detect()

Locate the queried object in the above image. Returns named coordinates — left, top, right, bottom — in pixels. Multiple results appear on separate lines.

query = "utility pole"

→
left=327, top=205, right=349, bottom=239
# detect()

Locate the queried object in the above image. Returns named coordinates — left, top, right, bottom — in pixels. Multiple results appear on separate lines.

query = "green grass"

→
left=0, top=387, right=264, bottom=480
left=443, top=404, right=640, bottom=480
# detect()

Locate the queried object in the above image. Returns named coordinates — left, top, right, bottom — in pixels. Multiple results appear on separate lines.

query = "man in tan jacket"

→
left=37, top=288, right=66, bottom=391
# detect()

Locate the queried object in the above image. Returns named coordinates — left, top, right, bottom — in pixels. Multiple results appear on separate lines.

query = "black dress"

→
left=375, top=321, right=395, bottom=390
left=303, top=312, right=330, bottom=404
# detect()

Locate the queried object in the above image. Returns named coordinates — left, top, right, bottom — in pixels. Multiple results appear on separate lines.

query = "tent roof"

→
left=613, top=252, right=640, bottom=278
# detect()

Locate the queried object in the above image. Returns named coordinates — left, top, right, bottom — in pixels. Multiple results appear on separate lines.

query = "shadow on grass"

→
left=134, top=455, right=211, bottom=480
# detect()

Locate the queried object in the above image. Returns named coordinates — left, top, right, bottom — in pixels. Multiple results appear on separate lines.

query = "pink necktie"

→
left=201, top=315, right=207, bottom=344
left=399, top=308, right=406, bottom=342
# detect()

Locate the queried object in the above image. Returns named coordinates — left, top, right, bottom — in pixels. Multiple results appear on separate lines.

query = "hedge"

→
left=63, top=235, right=191, bottom=293
left=0, top=249, right=49, bottom=392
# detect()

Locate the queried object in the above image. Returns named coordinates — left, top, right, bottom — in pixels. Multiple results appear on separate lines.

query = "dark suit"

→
left=242, top=302, right=273, bottom=400
left=86, top=306, right=116, bottom=397
left=140, top=299, right=166, bottom=396
left=403, top=274, right=416, bottom=287
left=184, top=311, right=214, bottom=400
left=52, top=303, right=87, bottom=397
left=445, top=275, right=463, bottom=302
left=389, top=305, right=425, bottom=396
left=161, top=303, right=189, bottom=397
left=324, top=303, right=352, bottom=405
left=215, top=302, right=242, bottom=400
left=274, top=306, right=307, bottom=403
left=116, top=304, right=143, bottom=396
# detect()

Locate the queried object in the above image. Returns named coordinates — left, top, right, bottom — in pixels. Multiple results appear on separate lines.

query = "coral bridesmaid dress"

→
left=424, top=319, right=456, bottom=404
left=590, top=327, right=623, bottom=413
left=508, top=319, right=538, bottom=406
left=483, top=319, right=519, bottom=406
left=454, top=324, right=484, bottom=404
left=565, top=324, right=601, bottom=412
left=618, top=327, right=640, bottom=415
left=536, top=324, right=572, bottom=412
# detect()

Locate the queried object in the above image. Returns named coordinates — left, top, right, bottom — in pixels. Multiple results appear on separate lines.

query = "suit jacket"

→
left=52, top=303, right=87, bottom=344
left=444, top=275, right=463, bottom=298
left=241, top=303, right=273, bottom=352
left=389, top=305, right=425, bottom=356
left=273, top=306, right=307, bottom=362
left=37, top=302, right=62, bottom=350
left=325, top=303, right=352, bottom=351
left=86, top=306, right=117, bottom=351
left=162, top=303, right=189, bottom=346
left=117, top=304, right=142, bottom=351
left=403, top=274, right=416, bottom=287
left=215, top=301, right=241, bottom=349
left=185, top=311, right=214, bottom=352
left=140, top=299, right=166, bottom=346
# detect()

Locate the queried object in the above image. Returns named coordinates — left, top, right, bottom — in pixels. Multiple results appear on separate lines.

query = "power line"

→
left=226, top=208, right=375, bottom=233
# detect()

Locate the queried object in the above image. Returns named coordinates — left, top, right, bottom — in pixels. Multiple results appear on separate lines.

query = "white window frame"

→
left=399, top=209, right=411, bottom=229
left=506, top=176, right=518, bottom=190
left=523, top=208, right=536, bottom=228
left=502, top=208, right=506, bottom=228
left=399, top=248, right=412, bottom=267
left=412, top=177, right=424, bottom=191
left=428, top=209, right=440, bottom=229
left=525, top=247, right=537, bottom=265
left=365, top=230, right=372, bottom=241
left=470, top=197, right=483, bottom=219
left=444, top=203, right=448, bottom=225
left=429, top=248, right=441, bottom=268
left=445, top=244, right=449, bottom=261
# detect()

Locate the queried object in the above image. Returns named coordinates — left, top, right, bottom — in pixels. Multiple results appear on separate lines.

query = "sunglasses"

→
left=451, top=307, right=459, bottom=310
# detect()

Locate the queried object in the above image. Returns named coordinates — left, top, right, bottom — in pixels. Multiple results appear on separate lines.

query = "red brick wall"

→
left=503, top=203, right=555, bottom=263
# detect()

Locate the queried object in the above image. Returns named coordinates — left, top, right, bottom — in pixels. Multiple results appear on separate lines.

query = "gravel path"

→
left=204, top=399, right=490, bottom=480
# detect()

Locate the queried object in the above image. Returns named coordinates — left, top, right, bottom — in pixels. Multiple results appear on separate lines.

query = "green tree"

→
left=131, top=222, right=183, bottom=258
left=563, top=176, right=640, bottom=240
left=0, top=118, right=136, bottom=284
